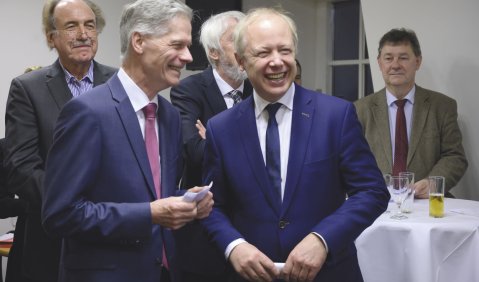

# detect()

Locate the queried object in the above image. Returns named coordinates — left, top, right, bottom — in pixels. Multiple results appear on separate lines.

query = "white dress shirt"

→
left=213, top=68, right=245, bottom=109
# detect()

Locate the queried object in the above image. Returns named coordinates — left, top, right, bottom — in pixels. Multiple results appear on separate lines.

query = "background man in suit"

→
left=201, top=8, right=389, bottom=282
left=42, top=0, right=212, bottom=281
left=3, top=1, right=116, bottom=281
left=355, top=28, right=468, bottom=198
left=170, top=11, right=252, bottom=282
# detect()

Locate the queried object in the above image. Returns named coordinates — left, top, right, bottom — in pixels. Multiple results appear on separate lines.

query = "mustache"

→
left=71, top=39, right=94, bottom=48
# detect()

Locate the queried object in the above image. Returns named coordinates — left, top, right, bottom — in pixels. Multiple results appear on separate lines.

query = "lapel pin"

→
left=301, top=112, right=310, bottom=118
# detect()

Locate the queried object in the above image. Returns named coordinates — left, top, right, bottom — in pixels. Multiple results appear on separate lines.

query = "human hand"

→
left=281, top=233, right=327, bottom=282
left=413, top=179, right=429, bottom=199
left=196, top=119, right=206, bottom=140
left=229, top=242, right=279, bottom=281
left=150, top=197, right=197, bottom=229
left=186, top=186, right=214, bottom=219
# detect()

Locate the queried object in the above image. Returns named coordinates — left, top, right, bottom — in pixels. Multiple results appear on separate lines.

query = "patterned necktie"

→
left=227, top=89, right=243, bottom=105
left=142, top=103, right=161, bottom=198
left=265, top=103, right=282, bottom=203
left=392, top=99, right=408, bottom=176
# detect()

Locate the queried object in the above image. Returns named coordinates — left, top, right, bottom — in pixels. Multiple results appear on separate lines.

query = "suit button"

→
left=279, top=220, right=289, bottom=229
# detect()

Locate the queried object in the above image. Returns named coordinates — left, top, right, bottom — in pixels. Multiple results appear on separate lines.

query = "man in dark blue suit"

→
left=42, top=1, right=212, bottom=281
left=170, top=11, right=252, bottom=282
left=201, top=8, right=390, bottom=282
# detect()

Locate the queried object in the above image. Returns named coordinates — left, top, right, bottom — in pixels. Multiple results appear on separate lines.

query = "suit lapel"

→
left=238, top=98, right=281, bottom=215
left=109, top=75, right=157, bottom=199
left=92, top=61, right=115, bottom=86
left=46, top=60, right=73, bottom=110
left=408, top=87, right=430, bottom=165
left=371, top=91, right=393, bottom=170
left=203, top=67, right=228, bottom=114
left=281, top=88, right=314, bottom=214
left=157, top=97, right=174, bottom=198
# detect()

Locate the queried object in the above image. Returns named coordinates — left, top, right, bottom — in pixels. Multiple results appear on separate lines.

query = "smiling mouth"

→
left=171, top=66, right=183, bottom=72
left=266, top=73, right=286, bottom=80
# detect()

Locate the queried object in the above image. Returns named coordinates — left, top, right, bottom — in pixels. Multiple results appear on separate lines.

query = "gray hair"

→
left=234, top=7, right=298, bottom=59
left=199, top=11, right=245, bottom=66
left=120, top=0, right=193, bottom=60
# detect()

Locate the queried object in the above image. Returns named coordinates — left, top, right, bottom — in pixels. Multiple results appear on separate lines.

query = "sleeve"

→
left=4, top=78, right=44, bottom=208
left=311, top=103, right=390, bottom=261
left=170, top=82, right=206, bottom=168
left=426, top=99, right=468, bottom=191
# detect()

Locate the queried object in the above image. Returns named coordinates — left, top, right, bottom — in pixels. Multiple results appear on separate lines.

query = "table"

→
left=356, top=198, right=479, bottom=282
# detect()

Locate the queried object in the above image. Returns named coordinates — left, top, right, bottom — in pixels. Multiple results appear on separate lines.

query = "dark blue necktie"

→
left=265, top=103, right=282, bottom=202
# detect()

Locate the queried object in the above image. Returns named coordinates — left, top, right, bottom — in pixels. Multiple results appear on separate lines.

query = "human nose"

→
left=180, top=47, right=193, bottom=63
left=390, top=57, right=401, bottom=68
left=268, top=51, right=284, bottom=67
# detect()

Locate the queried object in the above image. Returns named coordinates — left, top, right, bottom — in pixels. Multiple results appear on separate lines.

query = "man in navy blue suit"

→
left=201, top=8, right=390, bottom=282
left=170, top=11, right=252, bottom=282
left=42, top=1, right=212, bottom=281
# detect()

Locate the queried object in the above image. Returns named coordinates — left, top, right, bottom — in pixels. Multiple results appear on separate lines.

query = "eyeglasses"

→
left=55, top=25, right=97, bottom=38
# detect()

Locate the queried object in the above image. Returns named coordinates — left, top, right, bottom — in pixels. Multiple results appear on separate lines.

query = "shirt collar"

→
left=117, top=68, right=158, bottom=112
left=254, top=83, right=295, bottom=119
left=386, top=85, right=416, bottom=107
left=212, top=68, right=245, bottom=95
left=61, top=61, right=94, bottom=84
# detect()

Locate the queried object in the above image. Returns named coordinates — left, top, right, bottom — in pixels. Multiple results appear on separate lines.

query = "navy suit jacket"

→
left=202, top=85, right=389, bottom=281
left=42, top=74, right=183, bottom=282
left=170, top=66, right=252, bottom=277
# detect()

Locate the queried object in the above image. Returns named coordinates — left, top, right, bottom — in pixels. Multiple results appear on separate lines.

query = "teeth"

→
left=267, top=73, right=284, bottom=79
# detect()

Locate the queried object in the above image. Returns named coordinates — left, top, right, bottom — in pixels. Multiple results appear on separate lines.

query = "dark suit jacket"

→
left=169, top=66, right=252, bottom=278
left=3, top=60, right=116, bottom=281
left=201, top=85, right=390, bottom=281
left=0, top=138, right=27, bottom=219
left=42, top=74, right=183, bottom=282
left=354, top=85, right=468, bottom=192
left=170, top=66, right=253, bottom=189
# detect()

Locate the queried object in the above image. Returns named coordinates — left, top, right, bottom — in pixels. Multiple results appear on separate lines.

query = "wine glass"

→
left=389, top=175, right=409, bottom=220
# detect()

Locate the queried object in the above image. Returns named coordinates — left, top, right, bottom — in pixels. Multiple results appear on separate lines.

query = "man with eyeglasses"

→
left=4, top=1, right=116, bottom=281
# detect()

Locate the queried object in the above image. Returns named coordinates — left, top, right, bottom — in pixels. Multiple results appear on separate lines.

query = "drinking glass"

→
left=383, top=174, right=393, bottom=213
left=429, top=176, right=445, bottom=218
left=399, top=172, right=415, bottom=213
left=388, top=175, right=409, bottom=220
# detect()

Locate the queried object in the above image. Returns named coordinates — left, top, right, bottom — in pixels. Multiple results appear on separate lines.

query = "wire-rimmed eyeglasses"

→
left=54, top=25, right=97, bottom=38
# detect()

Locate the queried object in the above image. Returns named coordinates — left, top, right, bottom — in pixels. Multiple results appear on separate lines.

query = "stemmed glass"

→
left=387, top=175, right=410, bottom=220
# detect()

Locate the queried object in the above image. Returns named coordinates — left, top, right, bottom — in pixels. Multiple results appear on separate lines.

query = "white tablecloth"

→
left=356, top=198, right=479, bottom=282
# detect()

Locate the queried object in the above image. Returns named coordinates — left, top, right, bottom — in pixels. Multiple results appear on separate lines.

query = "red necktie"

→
left=392, top=99, right=408, bottom=176
left=143, top=103, right=161, bottom=198
left=142, top=103, right=168, bottom=268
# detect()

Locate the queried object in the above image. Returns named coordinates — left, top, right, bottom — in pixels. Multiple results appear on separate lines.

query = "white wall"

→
left=361, top=0, right=479, bottom=200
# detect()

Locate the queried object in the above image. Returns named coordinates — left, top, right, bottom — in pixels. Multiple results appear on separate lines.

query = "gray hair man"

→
left=42, top=1, right=213, bottom=282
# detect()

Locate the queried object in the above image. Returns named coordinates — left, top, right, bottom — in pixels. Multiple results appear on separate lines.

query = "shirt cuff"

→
left=225, top=238, right=247, bottom=259
left=311, top=232, right=329, bottom=253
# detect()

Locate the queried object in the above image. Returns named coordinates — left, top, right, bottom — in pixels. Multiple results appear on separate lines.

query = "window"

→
left=329, top=0, right=373, bottom=101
